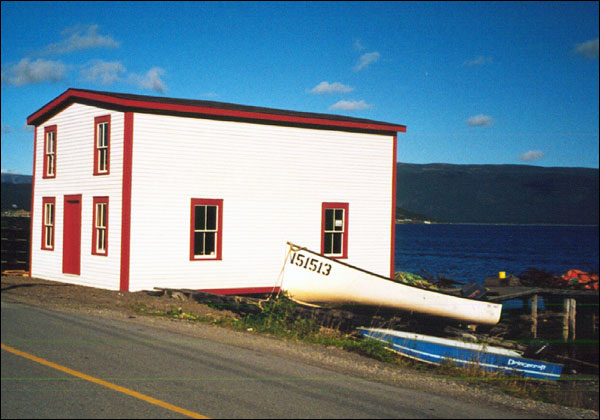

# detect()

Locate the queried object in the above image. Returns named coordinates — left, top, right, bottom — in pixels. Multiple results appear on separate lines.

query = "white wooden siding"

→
left=129, top=113, right=393, bottom=292
left=31, top=103, right=124, bottom=290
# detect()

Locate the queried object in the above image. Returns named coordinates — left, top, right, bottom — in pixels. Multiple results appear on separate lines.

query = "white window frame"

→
left=43, top=202, right=54, bottom=248
left=190, top=198, right=223, bottom=261
left=96, top=121, right=109, bottom=174
left=95, top=202, right=107, bottom=254
left=45, top=129, right=56, bottom=177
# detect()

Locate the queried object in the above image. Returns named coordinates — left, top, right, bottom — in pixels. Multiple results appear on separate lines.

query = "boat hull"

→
left=358, top=328, right=563, bottom=381
left=280, top=243, right=503, bottom=325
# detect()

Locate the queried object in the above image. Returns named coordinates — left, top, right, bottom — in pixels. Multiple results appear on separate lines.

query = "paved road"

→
left=2, top=301, right=544, bottom=419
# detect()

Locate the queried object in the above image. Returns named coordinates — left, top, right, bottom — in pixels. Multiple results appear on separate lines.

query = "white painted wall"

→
left=31, top=103, right=124, bottom=290
left=128, top=113, right=394, bottom=292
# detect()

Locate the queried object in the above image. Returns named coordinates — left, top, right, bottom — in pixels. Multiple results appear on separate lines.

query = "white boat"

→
left=278, top=243, right=503, bottom=325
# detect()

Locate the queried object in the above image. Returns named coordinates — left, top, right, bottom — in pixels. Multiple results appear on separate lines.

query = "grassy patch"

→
left=131, top=295, right=395, bottom=363
left=131, top=303, right=231, bottom=326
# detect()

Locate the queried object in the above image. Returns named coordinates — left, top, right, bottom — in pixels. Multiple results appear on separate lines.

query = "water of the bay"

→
left=394, top=224, right=599, bottom=285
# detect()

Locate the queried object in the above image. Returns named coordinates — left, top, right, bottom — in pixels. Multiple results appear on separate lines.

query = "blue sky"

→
left=2, top=1, right=598, bottom=175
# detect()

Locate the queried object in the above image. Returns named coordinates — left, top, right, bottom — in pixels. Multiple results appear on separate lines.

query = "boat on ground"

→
left=358, top=327, right=563, bottom=381
left=279, top=243, right=503, bottom=325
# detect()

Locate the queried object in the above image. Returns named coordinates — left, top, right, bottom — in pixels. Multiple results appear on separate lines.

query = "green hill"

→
left=396, top=163, right=599, bottom=225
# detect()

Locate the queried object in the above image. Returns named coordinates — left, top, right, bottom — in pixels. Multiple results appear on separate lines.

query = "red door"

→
left=63, top=194, right=82, bottom=275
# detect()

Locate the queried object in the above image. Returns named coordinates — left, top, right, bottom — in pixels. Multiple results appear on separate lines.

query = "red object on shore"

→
left=561, top=269, right=599, bottom=290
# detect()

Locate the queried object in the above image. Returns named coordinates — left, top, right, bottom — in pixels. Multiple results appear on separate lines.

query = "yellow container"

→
left=499, top=271, right=506, bottom=279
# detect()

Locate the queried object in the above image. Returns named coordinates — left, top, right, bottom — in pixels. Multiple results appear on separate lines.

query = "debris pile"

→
left=393, top=271, right=439, bottom=290
left=519, top=268, right=599, bottom=291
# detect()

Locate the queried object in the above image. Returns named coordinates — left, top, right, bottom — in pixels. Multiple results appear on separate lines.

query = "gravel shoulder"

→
left=1, top=275, right=598, bottom=419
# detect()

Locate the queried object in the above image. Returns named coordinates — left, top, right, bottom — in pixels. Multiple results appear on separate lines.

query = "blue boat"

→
left=358, top=327, right=563, bottom=381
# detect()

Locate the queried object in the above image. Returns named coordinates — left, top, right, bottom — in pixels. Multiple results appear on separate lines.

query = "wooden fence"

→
left=1, top=216, right=30, bottom=273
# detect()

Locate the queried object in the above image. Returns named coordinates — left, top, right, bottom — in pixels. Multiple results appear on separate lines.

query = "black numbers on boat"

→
left=289, top=252, right=331, bottom=276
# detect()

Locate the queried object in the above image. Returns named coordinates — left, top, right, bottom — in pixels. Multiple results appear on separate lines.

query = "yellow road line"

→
left=1, top=343, right=209, bottom=419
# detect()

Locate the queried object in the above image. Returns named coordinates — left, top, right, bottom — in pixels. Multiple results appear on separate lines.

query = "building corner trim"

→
left=29, top=127, right=38, bottom=276
left=390, top=134, right=397, bottom=279
left=120, top=112, right=133, bottom=291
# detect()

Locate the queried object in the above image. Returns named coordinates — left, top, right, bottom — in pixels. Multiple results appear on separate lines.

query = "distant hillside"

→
left=395, top=206, right=436, bottom=223
left=2, top=165, right=598, bottom=225
left=1, top=174, right=32, bottom=211
left=396, top=163, right=599, bottom=225
left=1, top=173, right=32, bottom=185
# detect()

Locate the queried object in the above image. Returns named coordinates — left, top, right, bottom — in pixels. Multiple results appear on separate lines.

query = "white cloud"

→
left=467, top=114, right=494, bottom=127
left=1, top=58, right=66, bottom=86
left=129, top=67, right=166, bottom=93
left=354, top=52, right=380, bottom=71
left=1, top=168, right=21, bottom=174
left=309, top=81, right=354, bottom=94
left=41, top=24, right=119, bottom=55
left=574, top=38, right=599, bottom=60
left=464, top=56, right=493, bottom=66
left=1, top=124, right=13, bottom=134
left=518, top=150, right=545, bottom=162
left=354, top=39, right=366, bottom=51
left=329, top=100, right=372, bottom=111
left=80, top=60, right=126, bottom=85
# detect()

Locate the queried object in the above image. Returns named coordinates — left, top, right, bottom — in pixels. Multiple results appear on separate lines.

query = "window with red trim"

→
left=92, top=197, right=109, bottom=255
left=41, top=197, right=55, bottom=250
left=321, top=202, right=348, bottom=258
left=43, top=125, right=57, bottom=178
left=94, top=115, right=110, bottom=175
left=190, top=199, right=223, bottom=260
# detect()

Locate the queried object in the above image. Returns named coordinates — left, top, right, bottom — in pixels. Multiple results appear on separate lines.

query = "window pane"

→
left=98, top=124, right=107, bottom=147
left=97, top=229, right=105, bottom=252
left=324, top=233, right=333, bottom=254
left=194, top=206, right=206, bottom=230
left=97, top=204, right=106, bottom=228
left=206, top=206, right=217, bottom=230
left=45, top=226, right=52, bottom=247
left=334, top=209, right=344, bottom=231
left=194, top=232, right=205, bottom=255
left=45, top=204, right=51, bottom=225
left=333, top=232, right=342, bottom=254
left=98, top=149, right=107, bottom=171
left=46, top=133, right=54, bottom=153
left=204, top=232, right=216, bottom=255
left=47, top=156, right=54, bottom=175
left=325, top=209, right=334, bottom=231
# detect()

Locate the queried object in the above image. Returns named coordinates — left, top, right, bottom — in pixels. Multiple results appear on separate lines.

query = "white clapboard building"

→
left=27, top=88, right=406, bottom=293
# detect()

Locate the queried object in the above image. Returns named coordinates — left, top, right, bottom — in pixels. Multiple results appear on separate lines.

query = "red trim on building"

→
left=321, top=202, right=349, bottom=259
left=41, top=197, right=55, bottom=250
left=30, top=128, right=38, bottom=272
left=120, top=112, right=134, bottom=291
left=190, top=198, right=224, bottom=261
left=27, top=89, right=407, bottom=134
left=93, top=115, right=111, bottom=176
left=390, top=135, right=397, bottom=279
left=197, top=286, right=280, bottom=296
left=92, top=196, right=109, bottom=256
left=42, top=125, right=57, bottom=179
